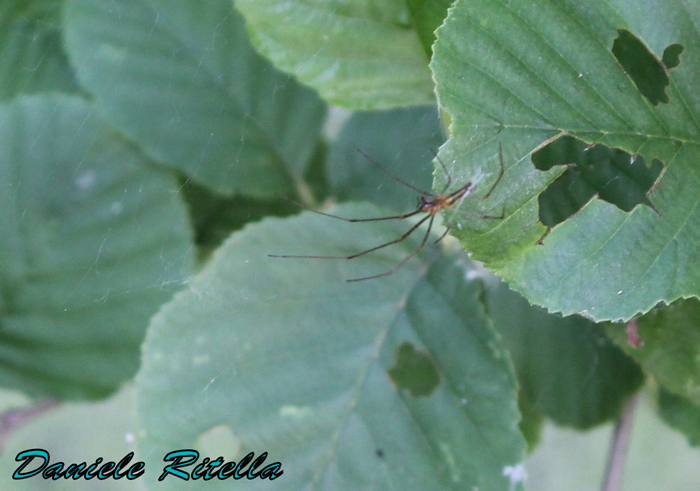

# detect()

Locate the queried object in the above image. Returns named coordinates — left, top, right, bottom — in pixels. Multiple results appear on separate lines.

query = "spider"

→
left=269, top=145, right=505, bottom=282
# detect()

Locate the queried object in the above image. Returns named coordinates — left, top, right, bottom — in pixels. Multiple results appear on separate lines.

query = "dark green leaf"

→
left=658, top=387, right=700, bottom=448
left=406, top=0, right=455, bottom=57
left=181, top=178, right=298, bottom=258
left=387, top=341, right=441, bottom=397
left=0, top=95, right=193, bottom=399
left=486, top=278, right=644, bottom=429
left=517, top=392, right=544, bottom=452
left=662, top=43, right=684, bottom=69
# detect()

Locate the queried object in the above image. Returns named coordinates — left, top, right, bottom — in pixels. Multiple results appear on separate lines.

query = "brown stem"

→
left=0, top=399, right=61, bottom=451
left=600, top=393, right=639, bottom=491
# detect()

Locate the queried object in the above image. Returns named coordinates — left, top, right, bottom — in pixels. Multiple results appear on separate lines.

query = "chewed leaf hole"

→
left=533, top=136, right=663, bottom=227
left=387, top=342, right=439, bottom=397
left=612, top=29, right=683, bottom=106
left=662, top=43, right=684, bottom=69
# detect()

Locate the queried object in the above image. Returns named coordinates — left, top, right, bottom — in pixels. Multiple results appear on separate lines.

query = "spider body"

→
left=418, top=182, right=476, bottom=214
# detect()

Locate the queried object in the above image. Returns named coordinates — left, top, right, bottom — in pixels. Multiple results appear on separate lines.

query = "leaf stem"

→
left=600, top=393, right=639, bottom=491
left=0, top=399, right=61, bottom=452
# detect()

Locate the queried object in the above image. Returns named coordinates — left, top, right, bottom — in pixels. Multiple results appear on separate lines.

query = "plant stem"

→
left=600, top=393, right=639, bottom=491
left=0, top=399, right=61, bottom=451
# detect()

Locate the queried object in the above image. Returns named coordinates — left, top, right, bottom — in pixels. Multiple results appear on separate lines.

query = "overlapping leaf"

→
left=432, top=0, right=700, bottom=321
left=235, top=0, right=441, bottom=109
left=0, top=1, right=79, bottom=100
left=137, top=204, right=524, bottom=491
left=0, top=95, right=192, bottom=399
left=64, top=0, right=326, bottom=197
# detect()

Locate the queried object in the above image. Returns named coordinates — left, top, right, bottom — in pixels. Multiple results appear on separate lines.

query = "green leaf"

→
left=0, top=0, right=80, bottom=99
left=64, top=0, right=326, bottom=197
left=517, top=392, right=544, bottom=452
left=605, top=298, right=700, bottom=405
left=657, top=387, right=700, bottom=448
left=431, top=0, right=700, bottom=321
left=0, top=94, right=193, bottom=399
left=137, top=204, right=525, bottom=491
left=328, top=105, right=444, bottom=213
left=485, top=278, right=644, bottom=430
left=235, top=0, right=437, bottom=109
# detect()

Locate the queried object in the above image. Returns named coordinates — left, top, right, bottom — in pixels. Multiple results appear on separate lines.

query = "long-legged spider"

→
left=269, top=145, right=505, bottom=282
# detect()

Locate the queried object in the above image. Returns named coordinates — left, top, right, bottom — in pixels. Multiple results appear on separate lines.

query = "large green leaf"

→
left=431, top=0, right=700, bottom=321
left=0, top=95, right=193, bottom=399
left=486, top=278, right=643, bottom=430
left=137, top=204, right=524, bottom=491
left=235, top=0, right=440, bottom=109
left=64, top=0, right=326, bottom=197
left=0, top=1, right=80, bottom=100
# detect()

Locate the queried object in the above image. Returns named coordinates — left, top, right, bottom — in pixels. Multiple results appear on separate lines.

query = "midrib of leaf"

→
left=409, top=274, right=511, bottom=465
left=307, top=286, right=413, bottom=491
left=305, top=264, right=481, bottom=491
left=308, top=262, right=511, bottom=490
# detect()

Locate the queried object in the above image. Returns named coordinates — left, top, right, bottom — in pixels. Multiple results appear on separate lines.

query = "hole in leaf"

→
left=662, top=43, right=684, bottom=69
left=533, top=136, right=663, bottom=227
left=387, top=342, right=439, bottom=397
left=612, top=29, right=683, bottom=105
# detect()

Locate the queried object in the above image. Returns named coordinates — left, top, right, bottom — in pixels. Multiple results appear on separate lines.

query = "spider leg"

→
left=269, top=214, right=431, bottom=261
left=434, top=226, right=451, bottom=243
left=275, top=193, right=422, bottom=222
left=348, top=214, right=436, bottom=282
left=480, top=205, right=506, bottom=220
left=431, top=149, right=453, bottom=195
left=356, top=149, right=434, bottom=196
left=476, top=142, right=505, bottom=200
